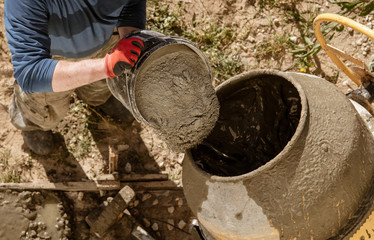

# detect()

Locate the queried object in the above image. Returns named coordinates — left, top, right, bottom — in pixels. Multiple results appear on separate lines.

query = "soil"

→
left=135, top=44, right=219, bottom=152
left=1, top=0, right=374, bottom=239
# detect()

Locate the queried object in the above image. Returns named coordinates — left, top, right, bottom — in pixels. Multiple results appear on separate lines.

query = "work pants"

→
left=9, top=35, right=120, bottom=131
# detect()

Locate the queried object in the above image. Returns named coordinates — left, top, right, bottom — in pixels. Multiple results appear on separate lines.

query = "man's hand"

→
left=105, top=37, right=144, bottom=78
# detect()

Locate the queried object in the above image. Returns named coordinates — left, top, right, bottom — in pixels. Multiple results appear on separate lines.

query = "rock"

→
left=167, top=219, right=174, bottom=231
left=77, top=192, right=84, bottom=201
left=142, top=193, right=152, bottom=202
left=356, top=38, right=363, bottom=46
left=32, top=192, right=44, bottom=205
left=125, top=162, right=132, bottom=173
left=167, top=206, right=175, bottom=214
left=117, top=144, right=129, bottom=151
left=290, top=36, right=297, bottom=43
left=177, top=154, right=184, bottom=164
left=273, top=18, right=280, bottom=27
left=133, top=200, right=139, bottom=207
left=348, top=27, right=354, bottom=35
left=58, top=220, right=65, bottom=227
left=151, top=223, right=159, bottom=231
left=247, top=35, right=256, bottom=43
left=29, top=230, right=37, bottom=237
left=57, top=203, right=64, bottom=211
left=178, top=220, right=186, bottom=229
left=152, top=199, right=159, bottom=206
left=29, top=222, right=37, bottom=230
left=176, top=198, right=184, bottom=207
left=143, top=218, right=151, bottom=228
left=19, top=191, right=32, bottom=200
left=23, top=210, right=37, bottom=220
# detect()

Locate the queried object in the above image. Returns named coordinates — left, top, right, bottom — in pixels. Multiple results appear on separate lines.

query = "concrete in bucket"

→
left=182, top=69, right=374, bottom=240
left=107, top=30, right=219, bottom=151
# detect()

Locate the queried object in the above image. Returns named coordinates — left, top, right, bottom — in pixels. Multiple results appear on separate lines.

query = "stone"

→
left=152, top=199, right=159, bottom=206
left=290, top=36, right=297, bottom=43
left=273, top=18, right=280, bottom=27
left=125, top=162, right=132, bottom=173
left=167, top=206, right=175, bottom=214
left=167, top=219, right=174, bottom=230
left=143, top=218, right=151, bottom=228
left=151, top=223, right=159, bottom=231
left=117, top=144, right=130, bottom=151
left=142, top=193, right=152, bottom=202
left=178, top=220, right=186, bottom=229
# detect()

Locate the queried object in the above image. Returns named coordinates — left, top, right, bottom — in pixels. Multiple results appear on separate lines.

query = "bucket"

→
left=107, top=30, right=213, bottom=124
left=107, top=30, right=219, bottom=151
left=182, top=69, right=374, bottom=239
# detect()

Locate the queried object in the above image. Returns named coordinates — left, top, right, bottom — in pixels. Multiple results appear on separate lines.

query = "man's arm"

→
left=51, top=58, right=106, bottom=92
left=51, top=24, right=142, bottom=92
left=52, top=0, right=146, bottom=92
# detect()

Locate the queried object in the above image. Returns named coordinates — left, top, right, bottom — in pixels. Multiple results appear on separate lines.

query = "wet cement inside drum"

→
left=191, top=75, right=301, bottom=176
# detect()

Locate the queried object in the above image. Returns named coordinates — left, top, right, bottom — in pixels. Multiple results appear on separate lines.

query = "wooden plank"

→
left=128, top=181, right=181, bottom=191
left=108, top=145, right=119, bottom=174
left=97, top=173, right=169, bottom=182
left=0, top=180, right=182, bottom=192
left=87, top=185, right=135, bottom=238
left=0, top=181, right=120, bottom=192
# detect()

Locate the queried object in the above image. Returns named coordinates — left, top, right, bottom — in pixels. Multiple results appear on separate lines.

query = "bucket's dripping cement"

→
left=135, top=44, right=219, bottom=151
left=192, top=75, right=301, bottom=176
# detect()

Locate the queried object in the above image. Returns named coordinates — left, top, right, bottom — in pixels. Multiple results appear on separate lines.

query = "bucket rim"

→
left=184, top=69, right=309, bottom=181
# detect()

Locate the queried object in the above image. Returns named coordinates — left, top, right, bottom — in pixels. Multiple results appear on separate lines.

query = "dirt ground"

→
left=1, top=0, right=374, bottom=239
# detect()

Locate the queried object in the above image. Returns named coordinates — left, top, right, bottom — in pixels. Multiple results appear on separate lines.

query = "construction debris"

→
left=85, top=185, right=135, bottom=238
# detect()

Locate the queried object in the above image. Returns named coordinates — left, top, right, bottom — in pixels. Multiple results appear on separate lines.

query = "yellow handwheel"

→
left=313, top=13, right=374, bottom=86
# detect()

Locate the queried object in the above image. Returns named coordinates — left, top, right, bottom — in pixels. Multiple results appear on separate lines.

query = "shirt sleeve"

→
left=117, top=0, right=146, bottom=30
left=4, top=0, right=57, bottom=93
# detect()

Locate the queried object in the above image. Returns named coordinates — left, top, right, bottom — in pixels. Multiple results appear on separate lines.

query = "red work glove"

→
left=105, top=37, right=144, bottom=78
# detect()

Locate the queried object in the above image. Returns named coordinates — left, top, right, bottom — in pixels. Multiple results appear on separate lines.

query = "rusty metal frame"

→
left=313, top=13, right=374, bottom=86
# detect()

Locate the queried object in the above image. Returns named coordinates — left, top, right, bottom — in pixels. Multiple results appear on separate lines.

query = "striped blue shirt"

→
left=4, top=0, right=146, bottom=93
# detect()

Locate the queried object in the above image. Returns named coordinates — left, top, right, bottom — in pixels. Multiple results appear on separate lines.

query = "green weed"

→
left=147, top=0, right=243, bottom=82
left=254, top=33, right=289, bottom=59
left=0, top=148, right=11, bottom=169
left=2, top=171, right=21, bottom=183
left=332, top=1, right=374, bottom=16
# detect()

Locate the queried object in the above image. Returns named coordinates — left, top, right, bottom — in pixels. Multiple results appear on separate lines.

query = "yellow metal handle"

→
left=313, top=13, right=374, bottom=85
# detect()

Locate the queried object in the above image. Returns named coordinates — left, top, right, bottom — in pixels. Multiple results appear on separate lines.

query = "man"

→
left=4, top=0, right=146, bottom=155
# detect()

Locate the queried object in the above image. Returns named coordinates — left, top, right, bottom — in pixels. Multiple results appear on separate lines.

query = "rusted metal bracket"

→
left=346, top=66, right=374, bottom=116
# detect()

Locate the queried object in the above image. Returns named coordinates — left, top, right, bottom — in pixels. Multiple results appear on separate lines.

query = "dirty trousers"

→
left=9, top=80, right=111, bottom=131
left=9, top=35, right=121, bottom=131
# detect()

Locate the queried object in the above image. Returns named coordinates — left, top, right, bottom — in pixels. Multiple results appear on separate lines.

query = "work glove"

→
left=105, top=37, right=144, bottom=78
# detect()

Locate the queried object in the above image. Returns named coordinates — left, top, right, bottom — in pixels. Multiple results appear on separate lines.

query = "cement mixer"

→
left=182, top=13, right=374, bottom=240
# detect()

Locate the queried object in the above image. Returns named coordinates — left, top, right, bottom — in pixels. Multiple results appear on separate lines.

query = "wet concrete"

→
left=0, top=190, right=72, bottom=240
left=135, top=44, right=219, bottom=152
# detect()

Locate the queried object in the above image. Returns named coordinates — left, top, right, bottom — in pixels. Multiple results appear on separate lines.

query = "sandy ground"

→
left=1, top=0, right=374, bottom=239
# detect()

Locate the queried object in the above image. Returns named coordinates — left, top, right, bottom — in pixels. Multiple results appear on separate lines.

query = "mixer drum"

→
left=182, top=69, right=374, bottom=240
